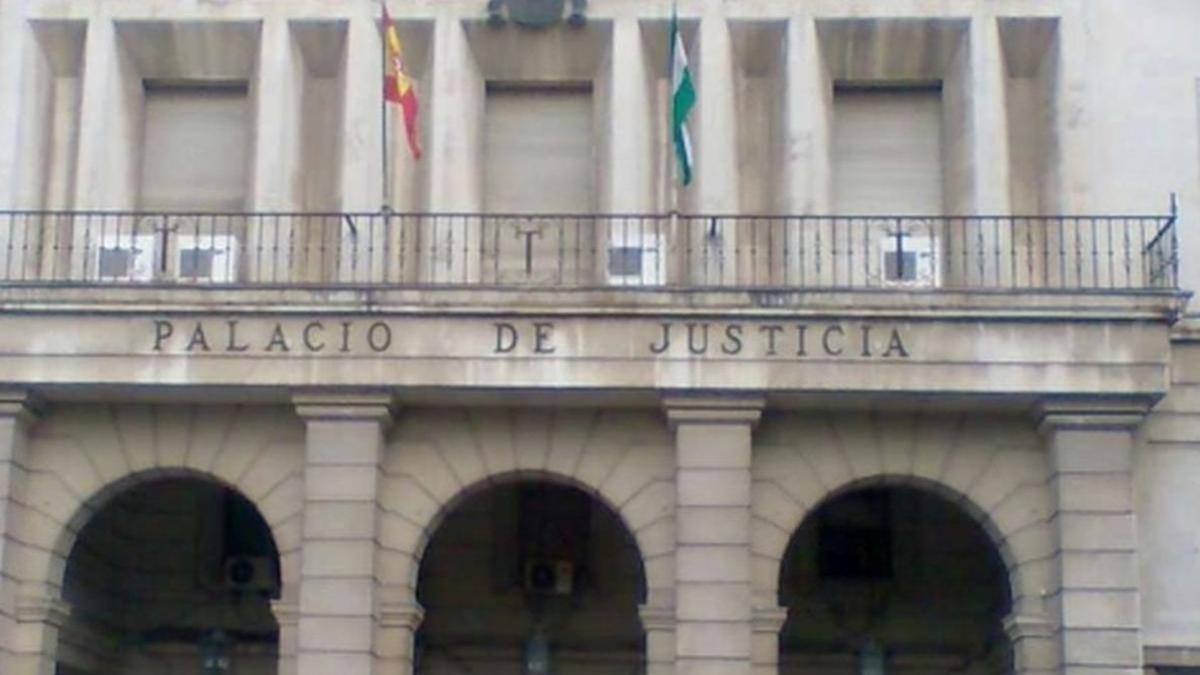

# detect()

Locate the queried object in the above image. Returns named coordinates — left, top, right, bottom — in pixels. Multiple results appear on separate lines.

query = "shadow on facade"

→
left=56, top=477, right=280, bottom=674
left=416, top=479, right=647, bottom=675
left=779, top=484, right=1013, bottom=675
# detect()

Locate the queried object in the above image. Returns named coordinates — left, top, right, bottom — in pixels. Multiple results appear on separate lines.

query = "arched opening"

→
left=56, top=477, right=281, bottom=674
left=416, top=478, right=647, bottom=674
left=778, top=484, right=1013, bottom=675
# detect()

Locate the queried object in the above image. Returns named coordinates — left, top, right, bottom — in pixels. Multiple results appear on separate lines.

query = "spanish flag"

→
left=382, top=2, right=421, bottom=160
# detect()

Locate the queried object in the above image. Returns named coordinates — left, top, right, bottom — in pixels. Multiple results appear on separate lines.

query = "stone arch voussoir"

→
left=394, top=468, right=665, bottom=598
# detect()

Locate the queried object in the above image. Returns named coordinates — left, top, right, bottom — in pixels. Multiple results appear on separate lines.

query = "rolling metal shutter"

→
left=832, top=88, right=944, bottom=215
left=484, top=86, right=593, bottom=214
left=139, top=85, right=249, bottom=212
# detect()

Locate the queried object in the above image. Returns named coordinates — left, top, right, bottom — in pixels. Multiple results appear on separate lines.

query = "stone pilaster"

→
left=640, top=597, right=676, bottom=675
left=781, top=17, right=831, bottom=216
left=0, top=391, right=42, bottom=670
left=425, top=16, right=483, bottom=283
left=0, top=7, right=29, bottom=208
left=293, top=392, right=395, bottom=675
left=608, top=17, right=653, bottom=213
left=338, top=15, right=384, bottom=213
left=665, top=395, right=762, bottom=675
left=271, top=600, right=300, bottom=675
left=6, top=591, right=69, bottom=675
left=1005, top=611, right=1056, bottom=675
left=967, top=16, right=1012, bottom=215
left=1037, top=399, right=1149, bottom=675
left=751, top=605, right=788, bottom=675
left=248, top=17, right=302, bottom=283
left=337, top=15, right=387, bottom=284
left=690, top=17, right=739, bottom=286
left=376, top=601, right=423, bottom=675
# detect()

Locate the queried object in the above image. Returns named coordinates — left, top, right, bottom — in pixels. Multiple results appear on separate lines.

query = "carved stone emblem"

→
left=487, top=0, right=586, bottom=28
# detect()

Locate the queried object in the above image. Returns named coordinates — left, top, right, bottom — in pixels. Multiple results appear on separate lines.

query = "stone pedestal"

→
left=6, top=592, right=69, bottom=675
left=272, top=600, right=300, bottom=675
left=665, top=395, right=762, bottom=675
left=294, top=393, right=394, bottom=675
left=376, top=602, right=423, bottom=675
left=641, top=601, right=676, bottom=675
left=1006, top=611, right=1057, bottom=675
left=751, top=605, right=788, bottom=675
left=1038, top=399, right=1148, bottom=675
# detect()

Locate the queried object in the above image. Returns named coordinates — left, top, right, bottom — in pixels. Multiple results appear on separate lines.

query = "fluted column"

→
left=665, top=395, right=762, bottom=675
left=293, top=393, right=394, bottom=675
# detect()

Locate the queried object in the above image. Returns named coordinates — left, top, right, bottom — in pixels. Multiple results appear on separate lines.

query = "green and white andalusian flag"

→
left=670, top=5, right=695, bottom=186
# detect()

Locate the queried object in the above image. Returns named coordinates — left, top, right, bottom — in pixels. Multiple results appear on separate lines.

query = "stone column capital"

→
left=271, top=601, right=300, bottom=627
left=752, top=605, right=788, bottom=634
left=1003, top=611, right=1054, bottom=641
left=16, top=594, right=71, bottom=628
left=292, top=390, right=396, bottom=427
left=663, top=393, right=764, bottom=428
left=378, top=602, right=425, bottom=631
left=638, top=603, right=676, bottom=632
left=0, top=388, right=44, bottom=426
left=1034, top=397, right=1152, bottom=435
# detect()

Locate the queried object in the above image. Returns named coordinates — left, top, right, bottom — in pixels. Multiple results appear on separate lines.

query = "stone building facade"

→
left=0, top=0, right=1198, bottom=674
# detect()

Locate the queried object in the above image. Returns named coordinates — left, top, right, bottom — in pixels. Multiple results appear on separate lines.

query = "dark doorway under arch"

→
left=779, top=485, right=1013, bottom=675
left=416, top=479, right=646, bottom=675
left=57, top=477, right=280, bottom=674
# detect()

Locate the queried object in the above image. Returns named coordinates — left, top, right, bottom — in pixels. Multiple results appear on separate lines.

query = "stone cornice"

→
left=1034, top=397, right=1153, bottom=434
left=1003, top=612, right=1054, bottom=641
left=663, top=393, right=764, bottom=428
left=0, top=389, right=44, bottom=425
left=637, top=604, right=675, bottom=632
left=16, top=595, right=71, bottom=627
left=270, top=601, right=300, bottom=627
left=292, top=391, right=396, bottom=427
left=377, top=602, right=425, bottom=630
left=752, top=605, right=789, bottom=633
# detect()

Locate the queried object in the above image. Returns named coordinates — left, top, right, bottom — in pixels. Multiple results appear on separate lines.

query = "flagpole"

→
left=668, top=0, right=680, bottom=283
left=379, top=0, right=390, bottom=211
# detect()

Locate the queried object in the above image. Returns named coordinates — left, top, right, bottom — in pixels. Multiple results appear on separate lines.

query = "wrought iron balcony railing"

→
left=0, top=211, right=1179, bottom=291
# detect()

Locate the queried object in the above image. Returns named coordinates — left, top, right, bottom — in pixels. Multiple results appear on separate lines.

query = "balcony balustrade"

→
left=0, top=211, right=1178, bottom=291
